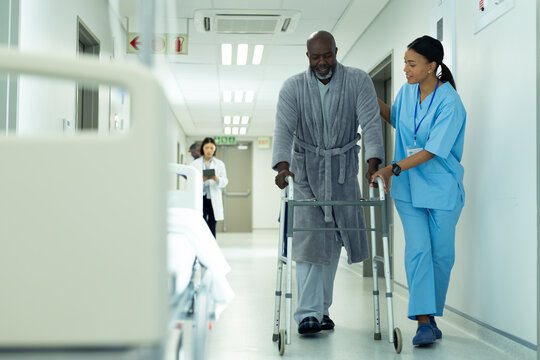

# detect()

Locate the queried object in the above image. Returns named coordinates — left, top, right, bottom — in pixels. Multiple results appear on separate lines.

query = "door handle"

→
left=224, top=189, right=251, bottom=197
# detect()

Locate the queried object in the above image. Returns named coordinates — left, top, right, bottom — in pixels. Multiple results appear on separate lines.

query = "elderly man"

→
left=189, top=142, right=201, bottom=160
left=272, top=31, right=384, bottom=334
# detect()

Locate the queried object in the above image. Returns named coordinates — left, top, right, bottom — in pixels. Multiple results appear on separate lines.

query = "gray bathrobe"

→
left=272, top=62, right=384, bottom=266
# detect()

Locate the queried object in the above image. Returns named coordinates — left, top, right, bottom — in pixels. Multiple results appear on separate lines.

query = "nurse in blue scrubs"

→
left=372, top=35, right=466, bottom=346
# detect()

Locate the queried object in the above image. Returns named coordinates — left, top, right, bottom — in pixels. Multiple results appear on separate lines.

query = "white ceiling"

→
left=117, top=0, right=386, bottom=138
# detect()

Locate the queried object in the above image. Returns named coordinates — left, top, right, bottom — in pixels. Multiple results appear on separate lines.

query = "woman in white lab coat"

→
left=190, top=137, right=228, bottom=238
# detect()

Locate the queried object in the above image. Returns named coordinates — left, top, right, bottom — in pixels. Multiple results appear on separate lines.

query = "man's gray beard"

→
left=314, top=67, right=333, bottom=80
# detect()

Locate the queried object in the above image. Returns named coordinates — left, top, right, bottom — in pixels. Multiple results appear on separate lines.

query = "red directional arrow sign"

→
left=130, top=36, right=141, bottom=51
left=127, top=33, right=188, bottom=54
left=127, top=33, right=142, bottom=53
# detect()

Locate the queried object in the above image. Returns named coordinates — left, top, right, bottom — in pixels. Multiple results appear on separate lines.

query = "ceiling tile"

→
left=212, top=0, right=283, bottom=10
left=281, top=0, right=351, bottom=20
left=170, top=64, right=218, bottom=82
left=174, top=0, right=214, bottom=18
left=188, top=109, right=222, bottom=124
left=167, top=43, right=218, bottom=64
left=218, top=66, right=265, bottom=89
left=264, top=45, right=307, bottom=65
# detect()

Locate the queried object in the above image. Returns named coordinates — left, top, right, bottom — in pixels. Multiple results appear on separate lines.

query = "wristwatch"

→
left=392, top=163, right=402, bottom=176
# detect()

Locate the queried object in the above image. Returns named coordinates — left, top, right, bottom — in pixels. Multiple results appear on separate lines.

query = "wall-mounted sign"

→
left=214, top=136, right=236, bottom=145
left=257, top=136, right=271, bottom=149
left=127, top=33, right=188, bottom=54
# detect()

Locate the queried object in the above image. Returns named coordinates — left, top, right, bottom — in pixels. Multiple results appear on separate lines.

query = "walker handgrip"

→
left=281, top=176, right=293, bottom=198
left=285, top=176, right=294, bottom=200
left=369, top=176, right=386, bottom=201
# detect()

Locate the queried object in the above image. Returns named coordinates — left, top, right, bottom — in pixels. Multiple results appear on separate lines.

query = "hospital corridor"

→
left=0, top=0, right=538, bottom=359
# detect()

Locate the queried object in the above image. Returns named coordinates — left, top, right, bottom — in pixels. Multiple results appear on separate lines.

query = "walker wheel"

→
left=393, top=327, right=402, bottom=354
left=278, top=329, right=286, bottom=355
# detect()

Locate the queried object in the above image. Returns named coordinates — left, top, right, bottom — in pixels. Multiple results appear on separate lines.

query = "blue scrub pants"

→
left=294, top=234, right=342, bottom=324
left=394, top=199, right=463, bottom=320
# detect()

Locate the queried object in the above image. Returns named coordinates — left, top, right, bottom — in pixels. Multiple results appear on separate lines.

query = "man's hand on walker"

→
left=365, top=158, right=381, bottom=187
left=275, top=169, right=294, bottom=189
left=275, top=161, right=294, bottom=189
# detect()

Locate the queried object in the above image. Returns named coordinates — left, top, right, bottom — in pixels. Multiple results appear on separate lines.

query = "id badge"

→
left=406, top=145, right=422, bottom=157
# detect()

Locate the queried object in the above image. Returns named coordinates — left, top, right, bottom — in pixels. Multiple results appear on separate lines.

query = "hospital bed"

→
left=0, top=48, right=232, bottom=360
left=166, top=164, right=234, bottom=360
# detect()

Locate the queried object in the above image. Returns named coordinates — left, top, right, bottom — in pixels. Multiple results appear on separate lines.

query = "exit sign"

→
left=214, top=136, right=236, bottom=145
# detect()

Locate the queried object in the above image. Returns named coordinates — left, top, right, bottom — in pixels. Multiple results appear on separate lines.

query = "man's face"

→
left=190, top=146, right=200, bottom=158
left=306, top=39, right=338, bottom=78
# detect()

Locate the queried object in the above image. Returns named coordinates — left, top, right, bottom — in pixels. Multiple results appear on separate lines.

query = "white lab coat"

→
left=190, top=157, right=228, bottom=221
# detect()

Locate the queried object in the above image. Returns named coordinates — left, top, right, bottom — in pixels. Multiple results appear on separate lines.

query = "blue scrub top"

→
left=390, top=82, right=466, bottom=210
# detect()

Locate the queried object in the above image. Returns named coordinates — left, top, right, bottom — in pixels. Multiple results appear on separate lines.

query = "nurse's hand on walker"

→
left=370, top=166, right=393, bottom=194
left=365, top=158, right=382, bottom=188
left=274, top=161, right=295, bottom=189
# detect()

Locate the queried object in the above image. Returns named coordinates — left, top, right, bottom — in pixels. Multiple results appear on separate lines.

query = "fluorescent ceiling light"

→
left=240, top=127, right=247, bottom=135
left=232, top=115, right=240, bottom=125
left=252, top=45, right=264, bottom=65
left=241, top=116, right=249, bottom=125
left=223, top=90, right=232, bottom=102
left=237, top=44, right=248, bottom=65
left=232, top=127, right=239, bottom=135
left=224, top=116, right=231, bottom=125
left=245, top=91, right=255, bottom=103
left=234, top=90, right=243, bottom=103
left=221, top=44, right=232, bottom=65
left=224, top=127, right=232, bottom=135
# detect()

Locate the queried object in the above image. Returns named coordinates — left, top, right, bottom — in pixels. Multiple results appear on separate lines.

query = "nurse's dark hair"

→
left=408, top=35, right=456, bottom=90
left=200, top=137, right=217, bottom=157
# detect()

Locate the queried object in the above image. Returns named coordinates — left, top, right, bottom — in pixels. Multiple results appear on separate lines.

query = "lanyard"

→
left=413, top=78, right=439, bottom=146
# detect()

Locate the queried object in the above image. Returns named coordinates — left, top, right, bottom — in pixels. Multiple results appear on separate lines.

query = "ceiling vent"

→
left=194, top=9, right=301, bottom=34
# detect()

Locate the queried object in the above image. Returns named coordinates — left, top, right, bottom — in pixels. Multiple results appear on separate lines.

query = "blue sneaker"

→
left=412, top=323, right=436, bottom=346
left=430, top=317, right=442, bottom=339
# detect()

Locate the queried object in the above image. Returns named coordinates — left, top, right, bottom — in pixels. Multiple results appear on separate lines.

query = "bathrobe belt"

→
left=294, top=133, right=361, bottom=222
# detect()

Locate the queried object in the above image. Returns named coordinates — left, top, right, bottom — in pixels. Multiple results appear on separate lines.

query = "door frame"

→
left=362, top=51, right=394, bottom=277
left=0, top=0, right=19, bottom=133
left=76, top=17, right=100, bottom=131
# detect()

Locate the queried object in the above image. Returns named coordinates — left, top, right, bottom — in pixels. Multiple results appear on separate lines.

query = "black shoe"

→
left=321, top=315, right=335, bottom=330
left=298, top=316, right=321, bottom=334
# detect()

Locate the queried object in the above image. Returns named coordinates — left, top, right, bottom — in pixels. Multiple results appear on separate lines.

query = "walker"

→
left=271, top=176, right=402, bottom=355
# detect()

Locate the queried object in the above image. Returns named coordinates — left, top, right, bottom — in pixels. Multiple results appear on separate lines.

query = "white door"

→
left=216, top=143, right=253, bottom=232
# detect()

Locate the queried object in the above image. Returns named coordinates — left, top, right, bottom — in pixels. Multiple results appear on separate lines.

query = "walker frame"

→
left=271, top=176, right=402, bottom=355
